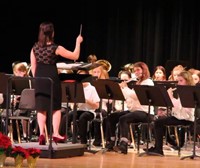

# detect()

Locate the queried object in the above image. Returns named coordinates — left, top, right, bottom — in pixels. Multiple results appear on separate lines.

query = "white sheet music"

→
left=56, top=62, right=82, bottom=69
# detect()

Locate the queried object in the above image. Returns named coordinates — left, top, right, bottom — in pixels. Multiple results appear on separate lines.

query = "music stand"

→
left=61, top=81, right=85, bottom=143
left=132, top=85, right=173, bottom=156
left=176, top=85, right=200, bottom=160
left=0, top=73, right=11, bottom=110
left=11, top=77, right=31, bottom=95
left=10, top=77, right=32, bottom=115
left=154, top=81, right=178, bottom=99
left=91, top=79, right=125, bottom=114
left=0, top=73, right=10, bottom=94
left=60, top=73, right=93, bottom=144
left=127, top=80, right=137, bottom=89
left=91, top=79, right=125, bottom=153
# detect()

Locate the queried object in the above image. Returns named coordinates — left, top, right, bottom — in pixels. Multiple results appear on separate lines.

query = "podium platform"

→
left=13, top=142, right=86, bottom=158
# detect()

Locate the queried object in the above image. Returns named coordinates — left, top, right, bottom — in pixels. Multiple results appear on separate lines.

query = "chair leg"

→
left=100, top=121, right=105, bottom=148
left=16, top=120, right=21, bottom=143
left=8, top=121, right=14, bottom=143
left=9, top=119, right=21, bottom=143
left=129, top=124, right=136, bottom=150
left=45, top=124, right=49, bottom=144
left=137, top=126, right=141, bottom=154
left=174, top=127, right=181, bottom=156
left=165, top=126, right=169, bottom=145
left=115, top=123, right=119, bottom=146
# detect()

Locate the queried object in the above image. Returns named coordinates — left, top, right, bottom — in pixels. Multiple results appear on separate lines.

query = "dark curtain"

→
left=82, top=0, right=200, bottom=77
left=0, top=0, right=200, bottom=78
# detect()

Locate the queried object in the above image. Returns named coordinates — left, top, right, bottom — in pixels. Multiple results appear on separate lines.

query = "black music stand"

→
left=11, top=78, right=31, bottom=95
left=0, top=73, right=9, bottom=132
left=91, top=79, right=125, bottom=153
left=0, top=73, right=10, bottom=110
left=132, top=85, right=173, bottom=156
left=9, top=77, right=31, bottom=116
left=91, top=79, right=125, bottom=114
left=176, top=85, right=200, bottom=160
left=154, top=81, right=178, bottom=99
left=127, top=80, right=137, bottom=89
left=60, top=73, right=94, bottom=144
left=0, top=72, right=10, bottom=94
left=61, top=81, right=85, bottom=143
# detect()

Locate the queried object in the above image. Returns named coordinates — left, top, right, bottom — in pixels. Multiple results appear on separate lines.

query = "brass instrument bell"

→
left=123, top=63, right=134, bottom=72
left=95, top=59, right=112, bottom=72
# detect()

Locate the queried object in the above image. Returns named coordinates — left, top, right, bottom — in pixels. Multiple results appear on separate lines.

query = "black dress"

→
left=32, top=43, right=61, bottom=111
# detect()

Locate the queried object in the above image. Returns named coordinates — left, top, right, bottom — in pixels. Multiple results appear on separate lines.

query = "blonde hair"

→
left=168, top=64, right=185, bottom=81
left=91, top=65, right=109, bottom=79
left=13, top=62, right=28, bottom=76
left=178, top=70, right=195, bottom=86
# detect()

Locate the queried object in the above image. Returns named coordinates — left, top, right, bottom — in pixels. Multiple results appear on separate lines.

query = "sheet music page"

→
left=56, top=62, right=82, bottom=69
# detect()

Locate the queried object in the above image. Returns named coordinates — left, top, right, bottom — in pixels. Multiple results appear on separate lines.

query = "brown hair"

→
left=133, top=62, right=150, bottom=84
left=152, top=65, right=166, bottom=81
left=87, top=54, right=97, bottom=63
left=118, top=70, right=132, bottom=79
left=38, top=22, right=54, bottom=47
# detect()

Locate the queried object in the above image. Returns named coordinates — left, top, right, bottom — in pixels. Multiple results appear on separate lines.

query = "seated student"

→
left=105, top=70, right=133, bottom=150
left=8, top=61, right=35, bottom=141
left=152, top=65, right=178, bottom=147
left=90, top=65, right=110, bottom=146
left=60, top=69, right=100, bottom=144
left=145, top=70, right=195, bottom=155
left=189, top=68, right=200, bottom=86
left=152, top=65, right=167, bottom=81
left=113, top=62, right=154, bottom=154
left=87, top=54, right=97, bottom=63
left=106, top=62, right=154, bottom=154
left=168, top=64, right=185, bottom=81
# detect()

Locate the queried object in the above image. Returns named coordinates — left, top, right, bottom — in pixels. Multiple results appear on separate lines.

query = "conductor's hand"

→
left=76, top=35, right=83, bottom=44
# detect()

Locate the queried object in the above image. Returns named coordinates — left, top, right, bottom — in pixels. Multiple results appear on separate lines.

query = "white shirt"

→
left=171, top=97, right=194, bottom=122
left=78, top=83, right=100, bottom=117
left=123, top=78, right=155, bottom=114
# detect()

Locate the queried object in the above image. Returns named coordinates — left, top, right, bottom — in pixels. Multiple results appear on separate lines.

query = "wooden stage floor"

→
left=3, top=141, right=200, bottom=168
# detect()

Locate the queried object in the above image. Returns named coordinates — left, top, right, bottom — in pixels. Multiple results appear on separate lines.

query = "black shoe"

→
left=93, top=140, right=101, bottom=147
left=105, top=140, right=115, bottom=151
left=143, top=147, right=164, bottom=156
left=113, top=141, right=128, bottom=154
left=171, top=145, right=179, bottom=150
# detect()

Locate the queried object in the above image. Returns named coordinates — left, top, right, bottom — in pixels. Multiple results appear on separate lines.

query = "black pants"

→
left=154, top=116, right=193, bottom=151
left=119, top=111, right=149, bottom=139
left=106, top=111, right=130, bottom=141
left=60, top=110, right=94, bottom=144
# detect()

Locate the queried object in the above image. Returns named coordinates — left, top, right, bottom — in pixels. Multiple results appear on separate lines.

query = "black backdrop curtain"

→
left=82, top=0, right=200, bottom=77
left=0, top=0, right=200, bottom=78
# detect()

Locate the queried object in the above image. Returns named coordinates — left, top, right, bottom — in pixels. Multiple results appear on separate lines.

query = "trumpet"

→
left=95, top=59, right=112, bottom=72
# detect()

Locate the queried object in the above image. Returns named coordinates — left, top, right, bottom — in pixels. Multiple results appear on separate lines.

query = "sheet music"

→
left=56, top=62, right=83, bottom=69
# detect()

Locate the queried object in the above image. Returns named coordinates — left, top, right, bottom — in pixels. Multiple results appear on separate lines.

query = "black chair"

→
left=165, top=124, right=192, bottom=156
left=9, top=88, right=35, bottom=143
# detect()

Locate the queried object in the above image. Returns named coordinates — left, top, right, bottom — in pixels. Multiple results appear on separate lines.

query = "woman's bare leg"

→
left=52, top=109, right=64, bottom=138
left=37, top=111, right=46, bottom=136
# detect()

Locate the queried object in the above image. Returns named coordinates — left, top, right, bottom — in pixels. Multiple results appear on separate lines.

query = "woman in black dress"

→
left=30, top=21, right=83, bottom=145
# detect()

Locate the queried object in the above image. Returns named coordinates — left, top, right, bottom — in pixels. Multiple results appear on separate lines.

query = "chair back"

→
left=19, top=89, right=35, bottom=110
